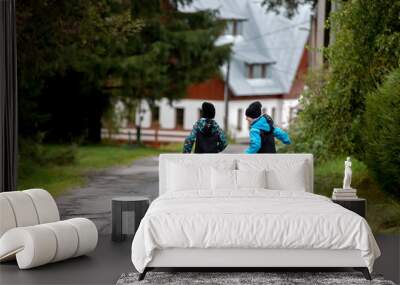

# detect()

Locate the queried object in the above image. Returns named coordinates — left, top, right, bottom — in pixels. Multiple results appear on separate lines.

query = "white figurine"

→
left=343, top=157, right=352, bottom=190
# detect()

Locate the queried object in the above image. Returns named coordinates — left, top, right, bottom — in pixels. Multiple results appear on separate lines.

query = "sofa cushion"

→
left=24, top=189, right=60, bottom=224
left=1, top=192, right=39, bottom=227
left=0, top=196, right=17, bottom=237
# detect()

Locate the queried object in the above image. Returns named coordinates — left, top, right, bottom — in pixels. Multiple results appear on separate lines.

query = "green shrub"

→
left=363, top=67, right=400, bottom=199
left=324, top=0, right=400, bottom=158
left=19, top=138, right=78, bottom=187
left=43, top=145, right=77, bottom=166
left=279, top=70, right=336, bottom=162
left=19, top=138, right=77, bottom=166
left=287, top=1, right=400, bottom=161
left=314, top=157, right=400, bottom=234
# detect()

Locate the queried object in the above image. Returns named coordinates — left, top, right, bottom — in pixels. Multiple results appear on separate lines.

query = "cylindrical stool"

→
left=111, top=196, right=150, bottom=242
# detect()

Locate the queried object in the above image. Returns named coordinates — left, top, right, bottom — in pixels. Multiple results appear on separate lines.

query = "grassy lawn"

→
left=18, top=143, right=182, bottom=197
left=314, top=157, right=400, bottom=234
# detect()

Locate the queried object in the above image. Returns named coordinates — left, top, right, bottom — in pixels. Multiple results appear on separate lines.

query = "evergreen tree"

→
left=118, top=0, right=230, bottom=142
left=17, top=0, right=142, bottom=142
left=262, top=0, right=316, bottom=18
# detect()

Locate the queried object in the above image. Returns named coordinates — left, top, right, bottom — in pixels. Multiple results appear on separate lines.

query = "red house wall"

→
left=185, top=48, right=309, bottom=100
left=285, top=48, right=308, bottom=99
left=186, top=77, right=225, bottom=101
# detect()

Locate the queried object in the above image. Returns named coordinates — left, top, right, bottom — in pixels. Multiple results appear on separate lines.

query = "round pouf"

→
left=112, top=196, right=150, bottom=242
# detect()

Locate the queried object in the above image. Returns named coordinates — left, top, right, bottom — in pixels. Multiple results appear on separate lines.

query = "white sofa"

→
left=0, top=189, right=98, bottom=269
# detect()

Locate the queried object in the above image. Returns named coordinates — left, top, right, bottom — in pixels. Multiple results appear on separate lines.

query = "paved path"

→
left=56, top=144, right=247, bottom=234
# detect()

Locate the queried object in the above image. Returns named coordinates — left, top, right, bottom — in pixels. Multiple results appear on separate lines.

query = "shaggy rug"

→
left=116, top=271, right=396, bottom=285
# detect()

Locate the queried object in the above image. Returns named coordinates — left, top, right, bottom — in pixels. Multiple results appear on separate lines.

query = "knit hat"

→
left=201, top=102, right=215, bottom=119
left=245, top=101, right=262, bottom=119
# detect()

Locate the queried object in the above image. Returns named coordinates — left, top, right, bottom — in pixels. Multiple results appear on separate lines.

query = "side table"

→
left=332, top=198, right=366, bottom=218
left=112, top=196, right=150, bottom=242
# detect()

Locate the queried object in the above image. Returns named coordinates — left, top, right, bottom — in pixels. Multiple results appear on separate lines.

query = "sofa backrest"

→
left=159, top=154, right=313, bottom=195
left=0, top=189, right=60, bottom=237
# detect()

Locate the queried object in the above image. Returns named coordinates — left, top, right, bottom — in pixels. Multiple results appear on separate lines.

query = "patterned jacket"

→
left=183, top=118, right=228, bottom=153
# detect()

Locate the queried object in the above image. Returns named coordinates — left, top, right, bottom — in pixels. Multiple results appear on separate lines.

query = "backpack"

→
left=194, top=120, right=220, bottom=153
left=263, top=114, right=275, bottom=133
left=257, top=114, right=276, bottom=153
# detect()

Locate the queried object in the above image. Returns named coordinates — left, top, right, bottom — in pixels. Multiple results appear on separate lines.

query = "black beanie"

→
left=201, top=102, right=215, bottom=119
left=245, top=101, right=262, bottom=119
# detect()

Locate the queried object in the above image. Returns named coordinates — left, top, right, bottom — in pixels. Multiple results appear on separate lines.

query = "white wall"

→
left=281, top=99, right=299, bottom=128
left=159, top=99, right=175, bottom=129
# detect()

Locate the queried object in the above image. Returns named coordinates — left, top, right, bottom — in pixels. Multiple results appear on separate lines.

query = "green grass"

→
left=314, top=157, right=400, bottom=234
left=18, top=143, right=182, bottom=197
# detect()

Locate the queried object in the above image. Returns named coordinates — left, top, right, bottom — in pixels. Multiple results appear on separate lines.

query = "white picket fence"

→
left=102, top=128, right=190, bottom=143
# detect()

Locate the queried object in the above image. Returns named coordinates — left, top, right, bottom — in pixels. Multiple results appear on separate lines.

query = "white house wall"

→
left=159, top=99, right=175, bottom=129
left=281, top=99, right=300, bottom=128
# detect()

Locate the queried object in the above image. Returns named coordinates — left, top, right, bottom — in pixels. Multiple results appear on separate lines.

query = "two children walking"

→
left=183, top=101, right=291, bottom=154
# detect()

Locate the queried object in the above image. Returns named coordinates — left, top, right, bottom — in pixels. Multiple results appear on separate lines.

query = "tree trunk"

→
left=87, top=92, right=108, bottom=144
left=87, top=99, right=104, bottom=143
left=87, top=109, right=102, bottom=143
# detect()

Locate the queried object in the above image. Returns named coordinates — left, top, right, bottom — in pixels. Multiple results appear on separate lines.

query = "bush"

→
left=324, top=0, right=400, bottom=158
left=19, top=138, right=77, bottom=166
left=278, top=117, right=330, bottom=163
left=279, top=70, right=336, bottom=162
left=363, top=67, right=400, bottom=199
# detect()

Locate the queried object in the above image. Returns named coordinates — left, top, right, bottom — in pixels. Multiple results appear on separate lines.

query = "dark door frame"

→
left=0, top=0, right=18, bottom=192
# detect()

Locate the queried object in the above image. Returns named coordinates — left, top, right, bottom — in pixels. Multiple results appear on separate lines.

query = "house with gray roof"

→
left=105, top=0, right=312, bottom=143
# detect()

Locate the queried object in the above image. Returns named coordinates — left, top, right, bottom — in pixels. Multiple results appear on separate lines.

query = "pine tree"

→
left=119, top=0, right=231, bottom=143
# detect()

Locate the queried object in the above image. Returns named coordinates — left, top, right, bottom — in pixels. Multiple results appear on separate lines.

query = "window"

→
left=237, top=109, right=243, bottom=131
left=271, top=107, right=276, bottom=121
left=225, top=21, right=234, bottom=35
left=266, top=66, right=273, bottom=78
left=151, top=106, right=159, bottom=127
left=246, top=63, right=269, bottom=79
left=175, top=108, right=184, bottom=129
left=247, top=64, right=253, bottom=78
left=224, top=20, right=244, bottom=36
left=253, top=65, right=263, bottom=78
left=235, top=21, right=243, bottom=35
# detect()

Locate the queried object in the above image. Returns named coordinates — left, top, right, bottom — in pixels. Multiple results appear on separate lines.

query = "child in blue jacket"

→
left=245, top=101, right=291, bottom=153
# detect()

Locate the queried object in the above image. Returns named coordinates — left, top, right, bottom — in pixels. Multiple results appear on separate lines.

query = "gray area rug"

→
left=116, top=272, right=396, bottom=285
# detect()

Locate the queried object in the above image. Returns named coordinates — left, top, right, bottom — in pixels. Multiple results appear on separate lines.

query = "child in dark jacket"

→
left=183, top=102, right=228, bottom=153
left=245, top=101, right=291, bottom=153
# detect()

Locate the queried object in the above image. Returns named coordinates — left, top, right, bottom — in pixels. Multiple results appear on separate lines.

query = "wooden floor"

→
left=0, top=235, right=398, bottom=285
